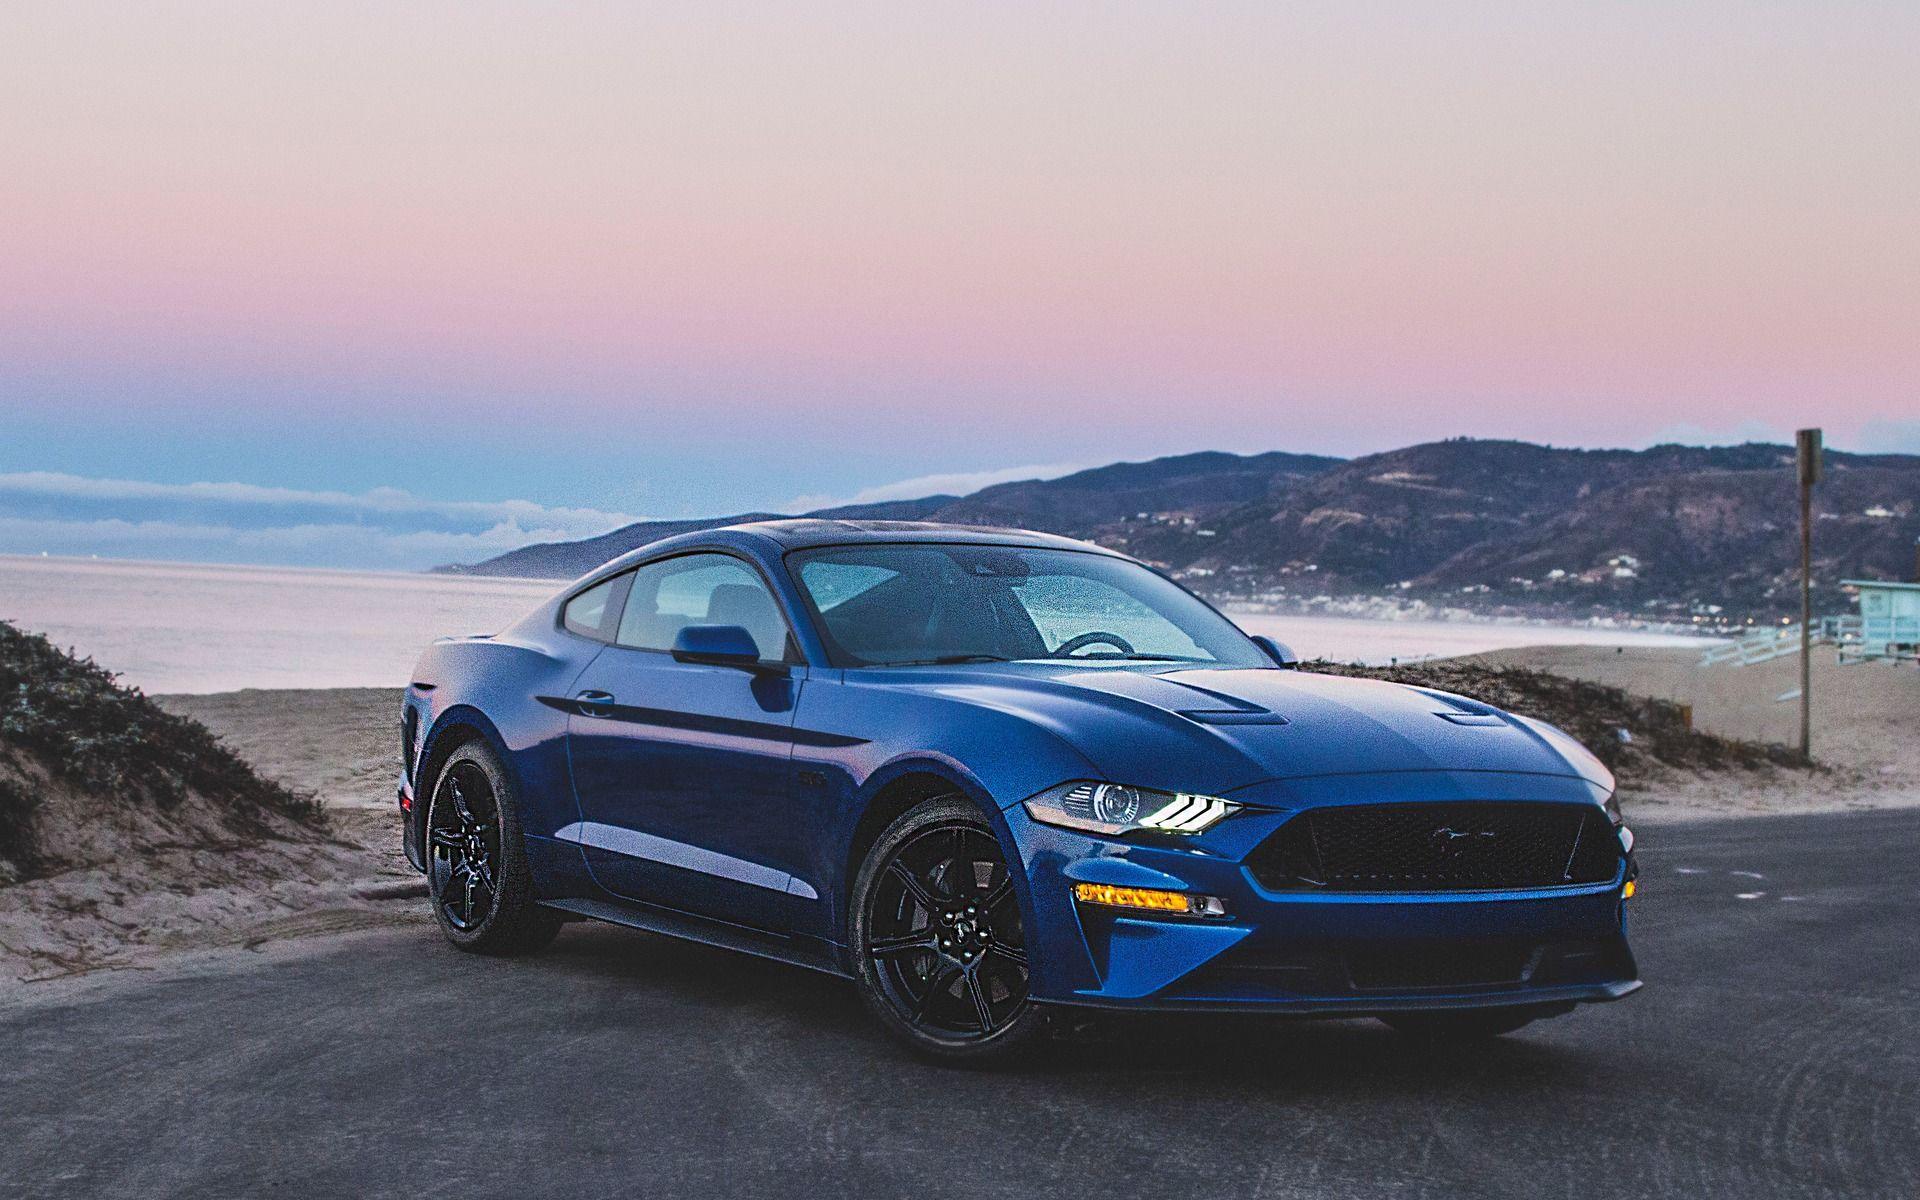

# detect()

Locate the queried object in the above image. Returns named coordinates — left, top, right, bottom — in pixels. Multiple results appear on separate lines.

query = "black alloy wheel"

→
left=428, top=760, right=502, bottom=931
left=851, top=798, right=1045, bottom=1061
left=423, top=742, right=564, bottom=955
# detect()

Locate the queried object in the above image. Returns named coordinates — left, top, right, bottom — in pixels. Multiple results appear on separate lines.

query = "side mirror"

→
left=671, top=624, right=766, bottom=669
left=1252, top=635, right=1299, bottom=668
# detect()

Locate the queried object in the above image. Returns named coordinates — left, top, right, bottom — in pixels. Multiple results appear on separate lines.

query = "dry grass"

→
left=1, top=620, right=326, bottom=882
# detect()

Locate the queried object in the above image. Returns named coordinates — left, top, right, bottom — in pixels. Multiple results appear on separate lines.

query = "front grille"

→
left=1247, top=801, right=1620, bottom=892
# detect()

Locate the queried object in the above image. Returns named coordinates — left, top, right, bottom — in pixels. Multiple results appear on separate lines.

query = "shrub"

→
left=0, top=621, right=326, bottom=880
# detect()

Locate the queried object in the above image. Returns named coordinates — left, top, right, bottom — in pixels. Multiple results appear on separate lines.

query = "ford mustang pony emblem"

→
left=1431, top=826, right=1499, bottom=858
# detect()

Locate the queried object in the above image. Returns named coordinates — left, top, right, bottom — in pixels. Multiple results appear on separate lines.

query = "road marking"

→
left=1736, top=891, right=1766, bottom=900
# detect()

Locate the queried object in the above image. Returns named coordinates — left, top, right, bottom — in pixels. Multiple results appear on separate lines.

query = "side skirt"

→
left=540, top=896, right=848, bottom=979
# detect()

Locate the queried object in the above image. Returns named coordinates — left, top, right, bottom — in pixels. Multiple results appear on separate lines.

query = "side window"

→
left=616, top=554, right=792, bottom=662
left=562, top=574, right=626, bottom=641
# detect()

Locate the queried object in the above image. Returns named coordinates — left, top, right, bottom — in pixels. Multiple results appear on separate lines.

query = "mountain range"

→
left=440, top=440, right=1920, bottom=622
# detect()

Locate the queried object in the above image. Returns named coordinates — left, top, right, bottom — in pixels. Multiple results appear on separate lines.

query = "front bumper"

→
left=1004, top=787, right=1639, bottom=1015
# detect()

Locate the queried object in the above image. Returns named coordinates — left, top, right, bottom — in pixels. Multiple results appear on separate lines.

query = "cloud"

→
left=0, top=472, right=641, bottom=569
left=0, top=516, right=573, bottom=567
left=789, top=462, right=1082, bottom=512
left=0, top=472, right=635, bottom=535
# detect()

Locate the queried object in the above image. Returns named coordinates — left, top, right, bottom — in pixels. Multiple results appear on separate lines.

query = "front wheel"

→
left=849, top=798, right=1045, bottom=1063
left=424, top=742, right=563, bottom=956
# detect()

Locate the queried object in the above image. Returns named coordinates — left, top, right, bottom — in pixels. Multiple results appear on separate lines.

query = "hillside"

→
left=0, top=621, right=327, bottom=884
left=1130, top=440, right=1920, bottom=619
left=0, top=621, right=369, bottom=980
left=442, top=449, right=1340, bottom=581
left=442, top=439, right=1920, bottom=622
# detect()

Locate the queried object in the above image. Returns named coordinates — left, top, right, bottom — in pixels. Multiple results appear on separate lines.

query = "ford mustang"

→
left=398, top=520, right=1639, bottom=1061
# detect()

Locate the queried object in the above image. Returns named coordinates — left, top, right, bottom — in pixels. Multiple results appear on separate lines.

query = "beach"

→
left=1453, top=644, right=1919, bottom=818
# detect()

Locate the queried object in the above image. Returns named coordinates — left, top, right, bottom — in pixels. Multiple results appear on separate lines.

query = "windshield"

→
left=787, top=543, right=1269, bottom=669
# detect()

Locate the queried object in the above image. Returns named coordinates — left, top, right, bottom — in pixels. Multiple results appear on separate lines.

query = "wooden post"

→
left=1796, top=428, right=1822, bottom=763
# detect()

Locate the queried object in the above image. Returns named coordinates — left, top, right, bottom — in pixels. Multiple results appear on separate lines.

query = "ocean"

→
left=1, top=555, right=1715, bottom=694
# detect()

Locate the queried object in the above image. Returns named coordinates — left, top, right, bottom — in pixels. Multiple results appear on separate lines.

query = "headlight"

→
left=1023, top=781, right=1241, bottom=836
left=1603, top=793, right=1634, bottom=854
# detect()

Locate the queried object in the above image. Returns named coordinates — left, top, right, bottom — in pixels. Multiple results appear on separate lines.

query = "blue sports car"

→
left=399, top=520, right=1639, bottom=1060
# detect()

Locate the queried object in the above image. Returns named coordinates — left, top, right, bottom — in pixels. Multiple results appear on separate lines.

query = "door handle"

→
left=574, top=689, right=616, bottom=715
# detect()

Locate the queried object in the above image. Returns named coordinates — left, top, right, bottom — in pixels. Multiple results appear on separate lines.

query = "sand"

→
left=1454, top=644, right=1920, bottom=821
left=156, top=688, right=406, bottom=811
left=0, top=689, right=418, bottom=987
left=1460, top=645, right=1915, bottom=773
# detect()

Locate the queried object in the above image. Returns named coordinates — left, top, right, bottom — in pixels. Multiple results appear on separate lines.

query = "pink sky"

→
left=1, top=1, right=1915, bottom=534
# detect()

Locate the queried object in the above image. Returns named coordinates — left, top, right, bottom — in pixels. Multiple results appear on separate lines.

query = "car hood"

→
left=907, top=662, right=1610, bottom=798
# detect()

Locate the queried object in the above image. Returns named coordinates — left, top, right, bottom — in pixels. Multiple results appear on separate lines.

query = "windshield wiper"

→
left=1049, top=652, right=1202, bottom=662
left=883, top=653, right=1014, bottom=667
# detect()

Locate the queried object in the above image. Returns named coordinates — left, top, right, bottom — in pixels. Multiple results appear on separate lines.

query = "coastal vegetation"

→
left=0, top=620, right=325, bottom=882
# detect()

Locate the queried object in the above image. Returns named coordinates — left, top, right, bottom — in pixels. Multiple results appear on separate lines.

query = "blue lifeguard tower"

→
left=1840, top=578, right=1920, bottom=664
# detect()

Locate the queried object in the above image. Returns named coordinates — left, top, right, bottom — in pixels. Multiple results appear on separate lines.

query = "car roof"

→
left=728, top=518, right=1113, bottom=554
left=580, top=519, right=1128, bottom=585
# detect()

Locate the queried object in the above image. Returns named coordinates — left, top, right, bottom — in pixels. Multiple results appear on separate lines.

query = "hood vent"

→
left=1435, top=712, right=1508, bottom=727
left=1183, top=709, right=1290, bottom=726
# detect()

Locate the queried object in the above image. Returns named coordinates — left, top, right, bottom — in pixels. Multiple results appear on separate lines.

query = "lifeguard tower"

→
left=1839, top=578, right=1920, bottom=664
left=1701, top=535, right=1920, bottom=668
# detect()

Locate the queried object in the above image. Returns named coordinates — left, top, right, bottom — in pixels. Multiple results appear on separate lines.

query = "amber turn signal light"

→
left=1072, top=882, right=1227, bottom=917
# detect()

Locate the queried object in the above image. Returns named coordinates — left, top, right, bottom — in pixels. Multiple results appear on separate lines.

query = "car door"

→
left=563, top=551, right=811, bottom=930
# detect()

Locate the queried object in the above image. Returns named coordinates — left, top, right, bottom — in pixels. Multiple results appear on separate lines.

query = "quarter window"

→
left=562, top=575, right=624, bottom=641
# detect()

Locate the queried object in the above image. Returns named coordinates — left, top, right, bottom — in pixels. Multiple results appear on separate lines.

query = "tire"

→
left=1378, top=1007, right=1551, bottom=1041
left=423, top=741, right=564, bottom=956
left=849, top=797, right=1046, bottom=1064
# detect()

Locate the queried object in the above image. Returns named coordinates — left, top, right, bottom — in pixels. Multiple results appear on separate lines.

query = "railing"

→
left=1702, top=613, right=1917, bottom=666
left=1840, top=614, right=1920, bottom=663
left=1698, top=616, right=1857, bottom=667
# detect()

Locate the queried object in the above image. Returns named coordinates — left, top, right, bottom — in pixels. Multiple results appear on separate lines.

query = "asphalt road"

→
left=5, top=808, right=1917, bottom=1200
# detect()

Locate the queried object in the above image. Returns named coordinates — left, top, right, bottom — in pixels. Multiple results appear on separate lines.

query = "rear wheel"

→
left=424, top=742, right=563, bottom=956
left=850, top=798, right=1044, bottom=1063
